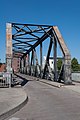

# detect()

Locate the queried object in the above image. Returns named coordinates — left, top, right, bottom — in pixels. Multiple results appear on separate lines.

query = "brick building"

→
left=0, top=63, right=6, bottom=72
left=12, top=58, right=20, bottom=73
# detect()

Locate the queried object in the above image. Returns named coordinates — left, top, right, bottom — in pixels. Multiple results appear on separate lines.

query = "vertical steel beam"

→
left=6, top=23, right=12, bottom=87
left=40, top=42, right=42, bottom=77
left=26, top=53, right=30, bottom=75
left=34, top=49, right=40, bottom=77
left=20, top=59, right=21, bottom=72
left=31, top=50, right=33, bottom=66
left=24, top=56, right=26, bottom=74
left=31, top=49, right=35, bottom=76
left=21, top=58, right=24, bottom=73
left=53, top=37, right=57, bottom=82
left=28, top=53, right=30, bottom=66
left=33, top=49, right=35, bottom=76
left=33, top=49, right=35, bottom=66
left=40, top=42, right=42, bottom=66
left=28, top=53, right=30, bottom=75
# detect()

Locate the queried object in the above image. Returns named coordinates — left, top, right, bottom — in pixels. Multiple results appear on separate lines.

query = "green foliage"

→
left=57, top=59, right=62, bottom=71
left=71, top=57, right=80, bottom=71
left=57, top=57, right=80, bottom=72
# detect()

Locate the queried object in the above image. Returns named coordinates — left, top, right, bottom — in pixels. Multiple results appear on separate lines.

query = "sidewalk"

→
left=0, top=87, right=28, bottom=120
left=39, top=77, right=80, bottom=94
left=15, top=73, right=64, bottom=88
left=16, top=73, right=80, bottom=94
left=63, top=82, right=80, bottom=93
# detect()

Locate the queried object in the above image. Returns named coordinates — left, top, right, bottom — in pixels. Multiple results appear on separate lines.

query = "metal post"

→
left=6, top=23, right=12, bottom=87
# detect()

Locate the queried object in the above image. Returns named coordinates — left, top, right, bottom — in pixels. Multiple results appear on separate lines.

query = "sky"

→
left=0, top=0, right=80, bottom=63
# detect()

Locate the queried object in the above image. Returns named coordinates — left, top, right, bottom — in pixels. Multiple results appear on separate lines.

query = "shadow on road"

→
left=21, top=78, right=28, bottom=86
left=12, top=74, right=29, bottom=87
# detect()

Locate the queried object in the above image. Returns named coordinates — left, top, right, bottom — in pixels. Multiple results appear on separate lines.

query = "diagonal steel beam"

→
left=42, top=39, right=53, bottom=79
left=22, top=28, right=52, bottom=58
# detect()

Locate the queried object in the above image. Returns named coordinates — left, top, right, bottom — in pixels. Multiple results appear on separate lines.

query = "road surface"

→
left=6, top=79, right=80, bottom=120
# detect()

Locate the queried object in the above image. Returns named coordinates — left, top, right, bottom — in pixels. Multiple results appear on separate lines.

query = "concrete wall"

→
left=72, top=72, right=80, bottom=82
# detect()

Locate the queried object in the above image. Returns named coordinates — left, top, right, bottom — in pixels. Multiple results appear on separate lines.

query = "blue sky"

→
left=0, top=0, right=80, bottom=63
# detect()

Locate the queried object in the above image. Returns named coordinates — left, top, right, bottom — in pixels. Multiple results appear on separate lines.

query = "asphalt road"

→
left=6, top=80, right=80, bottom=120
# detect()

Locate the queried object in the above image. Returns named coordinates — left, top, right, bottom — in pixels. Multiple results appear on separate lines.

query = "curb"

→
left=15, top=73, right=63, bottom=88
left=0, top=93, right=28, bottom=120
left=38, top=79, right=63, bottom=88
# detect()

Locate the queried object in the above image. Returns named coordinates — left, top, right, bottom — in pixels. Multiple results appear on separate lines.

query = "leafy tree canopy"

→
left=57, top=57, right=80, bottom=72
left=71, top=57, right=80, bottom=71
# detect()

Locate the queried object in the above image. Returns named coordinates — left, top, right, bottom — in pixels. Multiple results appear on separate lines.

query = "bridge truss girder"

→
left=6, top=23, right=72, bottom=85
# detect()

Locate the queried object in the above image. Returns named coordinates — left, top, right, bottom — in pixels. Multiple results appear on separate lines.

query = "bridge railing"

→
left=0, top=72, right=11, bottom=87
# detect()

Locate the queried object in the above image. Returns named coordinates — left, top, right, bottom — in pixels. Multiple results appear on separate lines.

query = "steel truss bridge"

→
left=6, top=23, right=72, bottom=86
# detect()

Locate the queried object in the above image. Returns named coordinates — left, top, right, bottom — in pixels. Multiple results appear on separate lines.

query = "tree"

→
left=57, top=59, right=62, bottom=71
left=71, top=57, right=80, bottom=71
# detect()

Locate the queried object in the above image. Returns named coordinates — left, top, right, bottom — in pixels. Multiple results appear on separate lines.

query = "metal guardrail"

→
left=0, top=72, right=11, bottom=87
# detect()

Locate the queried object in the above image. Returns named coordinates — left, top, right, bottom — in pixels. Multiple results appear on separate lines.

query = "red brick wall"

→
left=0, top=64, right=6, bottom=72
left=12, top=58, right=20, bottom=72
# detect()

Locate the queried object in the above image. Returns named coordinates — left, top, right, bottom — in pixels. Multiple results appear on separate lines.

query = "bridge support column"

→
left=52, top=26, right=72, bottom=84
left=6, top=23, right=12, bottom=87
left=64, top=56, right=72, bottom=84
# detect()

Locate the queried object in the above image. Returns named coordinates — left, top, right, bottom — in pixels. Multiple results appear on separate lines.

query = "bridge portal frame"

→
left=6, top=23, right=72, bottom=86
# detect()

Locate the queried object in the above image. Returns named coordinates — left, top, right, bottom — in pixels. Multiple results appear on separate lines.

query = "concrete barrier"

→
left=72, top=72, right=80, bottom=82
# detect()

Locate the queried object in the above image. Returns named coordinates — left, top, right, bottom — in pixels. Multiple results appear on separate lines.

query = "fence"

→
left=0, top=72, right=11, bottom=87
